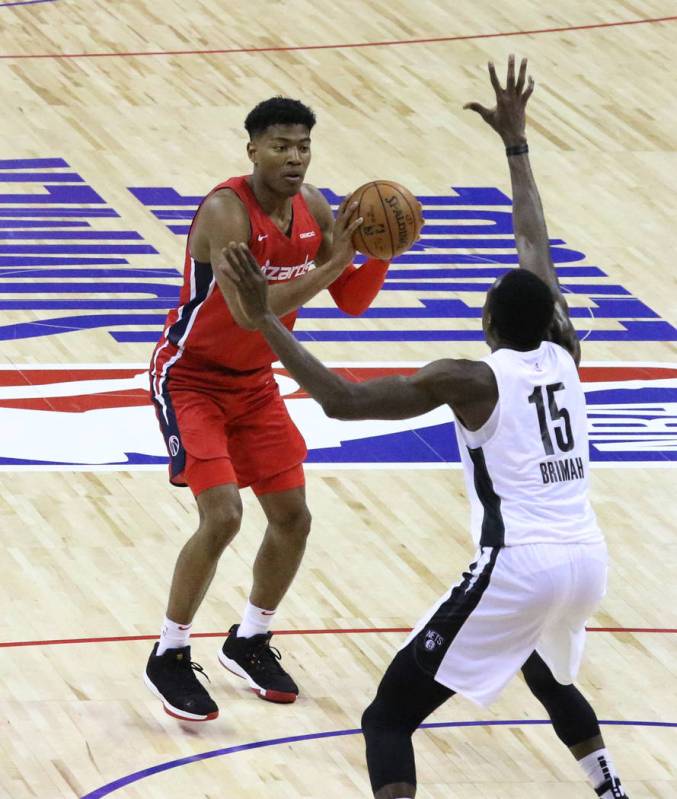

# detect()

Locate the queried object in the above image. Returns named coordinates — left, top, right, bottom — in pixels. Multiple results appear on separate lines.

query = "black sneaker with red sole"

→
left=144, top=643, right=219, bottom=721
left=218, top=624, right=299, bottom=704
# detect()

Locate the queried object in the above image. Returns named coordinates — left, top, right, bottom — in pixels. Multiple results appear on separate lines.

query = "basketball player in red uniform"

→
left=144, top=97, right=390, bottom=721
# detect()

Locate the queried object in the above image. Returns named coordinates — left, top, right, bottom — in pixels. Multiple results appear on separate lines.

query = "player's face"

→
left=248, top=124, right=312, bottom=196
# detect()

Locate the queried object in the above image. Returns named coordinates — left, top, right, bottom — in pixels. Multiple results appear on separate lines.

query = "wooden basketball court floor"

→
left=0, top=1, right=675, bottom=797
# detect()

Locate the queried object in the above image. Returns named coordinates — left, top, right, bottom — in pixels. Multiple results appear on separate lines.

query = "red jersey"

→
left=153, top=175, right=322, bottom=374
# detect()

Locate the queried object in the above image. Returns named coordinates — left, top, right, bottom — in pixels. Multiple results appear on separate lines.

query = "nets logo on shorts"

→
left=0, top=362, right=674, bottom=470
left=424, top=630, right=445, bottom=651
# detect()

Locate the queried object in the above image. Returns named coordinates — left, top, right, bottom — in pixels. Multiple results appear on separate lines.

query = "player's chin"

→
left=278, top=174, right=305, bottom=195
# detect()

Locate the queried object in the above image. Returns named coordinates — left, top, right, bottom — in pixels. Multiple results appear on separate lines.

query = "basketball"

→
left=348, top=180, right=424, bottom=260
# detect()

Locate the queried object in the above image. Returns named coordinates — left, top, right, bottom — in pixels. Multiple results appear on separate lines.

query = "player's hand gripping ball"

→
left=348, top=180, right=424, bottom=260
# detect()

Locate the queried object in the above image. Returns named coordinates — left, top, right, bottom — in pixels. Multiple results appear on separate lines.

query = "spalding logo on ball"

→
left=348, top=180, right=424, bottom=260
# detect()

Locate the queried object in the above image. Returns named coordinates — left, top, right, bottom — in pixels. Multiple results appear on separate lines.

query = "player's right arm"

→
left=222, top=240, right=499, bottom=427
left=190, top=189, right=257, bottom=329
left=465, top=55, right=581, bottom=365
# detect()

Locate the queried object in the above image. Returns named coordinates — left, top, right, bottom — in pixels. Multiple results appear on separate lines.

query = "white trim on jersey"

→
left=151, top=258, right=215, bottom=424
left=178, top=280, right=215, bottom=350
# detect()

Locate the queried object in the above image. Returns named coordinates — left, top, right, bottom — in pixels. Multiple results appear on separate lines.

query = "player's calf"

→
left=361, top=644, right=453, bottom=798
left=522, top=653, right=629, bottom=797
left=361, top=698, right=417, bottom=798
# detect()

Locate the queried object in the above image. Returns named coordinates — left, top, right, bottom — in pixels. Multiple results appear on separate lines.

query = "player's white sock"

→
left=578, top=749, right=625, bottom=797
left=156, top=616, right=192, bottom=656
left=237, top=600, right=275, bottom=638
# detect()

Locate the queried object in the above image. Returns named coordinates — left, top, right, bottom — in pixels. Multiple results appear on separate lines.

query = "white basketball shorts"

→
left=401, top=542, right=608, bottom=707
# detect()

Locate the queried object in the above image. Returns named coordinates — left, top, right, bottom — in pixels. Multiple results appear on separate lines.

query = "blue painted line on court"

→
left=79, top=719, right=676, bottom=799
left=0, top=158, right=68, bottom=168
left=0, top=0, right=58, bottom=7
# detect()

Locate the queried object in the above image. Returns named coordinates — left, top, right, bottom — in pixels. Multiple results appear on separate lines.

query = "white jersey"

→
left=455, top=341, right=603, bottom=547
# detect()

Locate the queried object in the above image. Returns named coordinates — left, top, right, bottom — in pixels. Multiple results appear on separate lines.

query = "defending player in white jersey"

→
left=220, top=57, right=629, bottom=799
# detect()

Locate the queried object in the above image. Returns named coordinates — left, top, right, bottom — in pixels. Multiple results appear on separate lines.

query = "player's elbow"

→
left=321, top=384, right=360, bottom=420
left=321, top=396, right=347, bottom=419
left=337, top=298, right=369, bottom=317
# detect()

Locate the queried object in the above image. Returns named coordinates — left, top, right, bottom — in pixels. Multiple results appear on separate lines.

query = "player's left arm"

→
left=465, top=55, right=581, bottom=365
left=222, top=241, right=495, bottom=420
left=303, top=185, right=390, bottom=316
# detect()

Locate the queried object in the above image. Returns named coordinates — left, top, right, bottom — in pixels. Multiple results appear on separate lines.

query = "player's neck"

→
left=491, top=337, right=542, bottom=353
left=248, top=173, right=293, bottom=219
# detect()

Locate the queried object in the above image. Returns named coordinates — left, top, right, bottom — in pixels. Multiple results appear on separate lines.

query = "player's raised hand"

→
left=223, top=242, right=270, bottom=327
left=325, top=198, right=363, bottom=271
left=464, top=54, right=534, bottom=146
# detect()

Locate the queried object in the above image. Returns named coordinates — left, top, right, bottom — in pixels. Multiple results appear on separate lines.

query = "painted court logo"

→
left=0, top=362, right=673, bottom=469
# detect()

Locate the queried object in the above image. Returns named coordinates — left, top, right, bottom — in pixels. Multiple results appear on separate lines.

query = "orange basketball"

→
left=348, top=180, right=424, bottom=260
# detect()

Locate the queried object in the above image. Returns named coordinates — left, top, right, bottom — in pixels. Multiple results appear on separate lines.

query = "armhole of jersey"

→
left=455, top=357, right=501, bottom=449
left=557, top=340, right=578, bottom=370
left=188, top=185, right=252, bottom=257
left=298, top=184, right=328, bottom=244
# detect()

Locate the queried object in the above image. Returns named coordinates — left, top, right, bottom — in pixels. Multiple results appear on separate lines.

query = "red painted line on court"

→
left=0, top=625, right=674, bottom=649
left=0, top=15, right=675, bottom=61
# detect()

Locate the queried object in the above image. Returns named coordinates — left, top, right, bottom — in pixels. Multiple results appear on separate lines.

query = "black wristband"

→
left=506, top=142, right=529, bottom=157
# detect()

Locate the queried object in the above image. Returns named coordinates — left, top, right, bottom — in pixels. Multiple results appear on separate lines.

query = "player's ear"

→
left=481, top=299, right=490, bottom=326
left=246, top=141, right=257, bottom=165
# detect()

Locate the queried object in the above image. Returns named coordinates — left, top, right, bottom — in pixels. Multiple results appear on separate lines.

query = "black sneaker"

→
left=144, top=643, right=219, bottom=722
left=218, top=624, right=299, bottom=704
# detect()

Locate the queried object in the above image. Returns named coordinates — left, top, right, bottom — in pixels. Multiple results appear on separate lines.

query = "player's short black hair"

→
left=244, top=97, right=316, bottom=139
left=487, top=269, right=555, bottom=348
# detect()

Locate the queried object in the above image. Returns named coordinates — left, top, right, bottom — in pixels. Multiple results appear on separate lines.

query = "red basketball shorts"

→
left=150, top=359, right=306, bottom=497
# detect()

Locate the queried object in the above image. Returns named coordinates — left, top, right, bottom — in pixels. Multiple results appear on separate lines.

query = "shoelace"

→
left=249, top=640, right=285, bottom=674
left=185, top=660, right=211, bottom=683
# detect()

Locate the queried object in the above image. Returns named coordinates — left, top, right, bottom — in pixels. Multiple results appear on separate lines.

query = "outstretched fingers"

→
left=335, top=199, right=359, bottom=231
left=236, top=244, right=263, bottom=287
left=515, top=56, right=528, bottom=95
left=488, top=60, right=502, bottom=95
left=223, top=242, right=257, bottom=284
left=506, top=53, right=516, bottom=91
left=346, top=213, right=364, bottom=237
left=463, top=101, right=491, bottom=121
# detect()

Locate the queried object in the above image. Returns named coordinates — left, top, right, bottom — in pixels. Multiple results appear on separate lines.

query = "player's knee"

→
left=522, top=652, right=567, bottom=702
left=269, top=504, right=312, bottom=541
left=361, top=698, right=386, bottom=739
left=199, top=504, right=242, bottom=555
left=361, top=695, right=418, bottom=739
